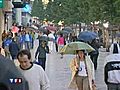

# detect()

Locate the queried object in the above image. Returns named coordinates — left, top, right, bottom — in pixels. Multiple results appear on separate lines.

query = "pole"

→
left=15, top=0, right=22, bottom=26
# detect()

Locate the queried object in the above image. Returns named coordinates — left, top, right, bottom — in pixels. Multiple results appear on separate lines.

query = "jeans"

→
left=38, top=58, right=46, bottom=70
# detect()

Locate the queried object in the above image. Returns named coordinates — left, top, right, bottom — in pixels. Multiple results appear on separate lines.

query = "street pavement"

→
left=18, top=39, right=109, bottom=90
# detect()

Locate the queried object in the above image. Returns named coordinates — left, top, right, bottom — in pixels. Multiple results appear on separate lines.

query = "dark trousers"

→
left=31, top=39, right=34, bottom=49
left=107, top=83, right=120, bottom=90
left=55, top=43, right=58, bottom=52
left=90, top=53, right=99, bottom=70
left=38, top=58, right=46, bottom=70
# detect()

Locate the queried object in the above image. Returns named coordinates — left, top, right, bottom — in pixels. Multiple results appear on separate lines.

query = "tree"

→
left=31, top=0, right=45, bottom=20
left=45, top=0, right=120, bottom=25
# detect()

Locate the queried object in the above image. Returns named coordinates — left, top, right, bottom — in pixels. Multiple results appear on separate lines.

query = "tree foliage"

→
left=31, top=0, right=120, bottom=25
left=31, top=0, right=45, bottom=20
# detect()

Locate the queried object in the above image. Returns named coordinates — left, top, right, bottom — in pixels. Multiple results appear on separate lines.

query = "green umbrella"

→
left=60, top=41, right=95, bottom=54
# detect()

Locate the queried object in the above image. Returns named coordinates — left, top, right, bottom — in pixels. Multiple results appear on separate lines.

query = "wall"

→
left=0, top=9, right=4, bottom=45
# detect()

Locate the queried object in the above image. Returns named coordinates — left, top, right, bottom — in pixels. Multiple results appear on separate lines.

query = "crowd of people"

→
left=2, top=28, right=36, bottom=59
left=0, top=25, right=120, bottom=90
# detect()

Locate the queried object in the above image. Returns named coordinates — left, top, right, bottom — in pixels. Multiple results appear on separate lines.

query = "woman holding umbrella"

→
left=59, top=41, right=96, bottom=90
left=69, top=50, right=96, bottom=90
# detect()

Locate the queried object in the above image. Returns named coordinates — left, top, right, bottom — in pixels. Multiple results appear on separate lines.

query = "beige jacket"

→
left=68, top=55, right=95, bottom=90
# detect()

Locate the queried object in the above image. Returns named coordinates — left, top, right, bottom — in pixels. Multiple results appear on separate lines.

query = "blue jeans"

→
left=38, top=58, right=46, bottom=70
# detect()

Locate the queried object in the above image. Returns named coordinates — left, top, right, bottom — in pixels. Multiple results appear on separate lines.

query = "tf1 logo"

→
left=9, top=78, right=22, bottom=84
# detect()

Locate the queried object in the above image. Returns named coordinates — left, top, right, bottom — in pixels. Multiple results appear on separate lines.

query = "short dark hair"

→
left=17, top=49, right=31, bottom=60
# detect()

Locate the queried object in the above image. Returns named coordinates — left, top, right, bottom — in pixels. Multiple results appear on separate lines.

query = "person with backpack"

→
left=2, top=35, right=12, bottom=58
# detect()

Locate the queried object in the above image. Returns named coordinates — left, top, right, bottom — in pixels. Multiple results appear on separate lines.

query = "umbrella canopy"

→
left=38, top=27, right=48, bottom=34
left=27, top=26, right=37, bottom=31
left=38, top=36, right=49, bottom=42
left=78, top=31, right=98, bottom=42
left=56, top=30, right=70, bottom=35
left=60, top=41, right=95, bottom=54
left=11, top=26, right=19, bottom=33
left=62, top=27, right=73, bottom=33
left=46, top=25, right=57, bottom=32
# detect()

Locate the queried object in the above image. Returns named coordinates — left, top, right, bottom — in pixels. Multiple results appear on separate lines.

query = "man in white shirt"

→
left=17, top=49, right=50, bottom=90
left=48, top=32, right=55, bottom=52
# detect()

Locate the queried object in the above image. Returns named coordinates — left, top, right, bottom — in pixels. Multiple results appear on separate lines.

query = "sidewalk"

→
left=95, top=48, right=109, bottom=90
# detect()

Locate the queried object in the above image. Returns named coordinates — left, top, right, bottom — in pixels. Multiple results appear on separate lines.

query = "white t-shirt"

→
left=77, top=61, right=87, bottom=76
left=18, top=64, right=50, bottom=90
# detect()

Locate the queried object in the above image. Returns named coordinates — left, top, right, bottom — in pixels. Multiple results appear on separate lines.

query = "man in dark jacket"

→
left=0, top=53, right=29, bottom=90
left=2, top=36, right=12, bottom=58
left=35, top=41, right=49, bottom=70
left=9, top=38, right=20, bottom=60
left=89, top=39, right=100, bottom=70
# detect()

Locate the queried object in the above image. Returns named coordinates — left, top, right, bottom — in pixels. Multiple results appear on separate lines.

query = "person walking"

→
left=17, top=49, right=50, bottom=90
left=54, top=32, right=58, bottom=52
left=109, top=42, right=120, bottom=54
left=68, top=50, right=96, bottom=90
left=24, top=31, right=31, bottom=50
left=2, top=30, right=7, bottom=41
left=48, top=32, right=55, bottom=52
left=9, top=38, right=20, bottom=60
left=35, top=41, right=49, bottom=70
left=57, top=34, right=65, bottom=58
left=2, top=35, right=12, bottom=58
left=18, top=31, right=25, bottom=50
left=31, top=31, right=35, bottom=49
left=104, top=43, right=120, bottom=90
left=89, top=39, right=100, bottom=70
